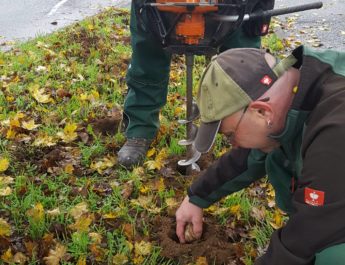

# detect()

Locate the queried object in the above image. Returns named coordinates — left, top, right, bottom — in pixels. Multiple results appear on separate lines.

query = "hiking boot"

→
left=118, top=138, right=152, bottom=168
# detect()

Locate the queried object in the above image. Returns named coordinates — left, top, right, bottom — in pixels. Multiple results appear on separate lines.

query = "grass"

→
left=0, top=7, right=288, bottom=265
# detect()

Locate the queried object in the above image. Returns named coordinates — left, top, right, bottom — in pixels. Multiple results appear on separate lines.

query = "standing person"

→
left=118, top=0, right=275, bottom=168
left=175, top=46, right=345, bottom=264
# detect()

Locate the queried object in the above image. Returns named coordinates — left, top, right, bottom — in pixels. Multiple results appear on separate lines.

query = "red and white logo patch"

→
left=304, top=187, right=325, bottom=206
left=261, top=24, right=269, bottom=34
left=260, top=75, right=273, bottom=86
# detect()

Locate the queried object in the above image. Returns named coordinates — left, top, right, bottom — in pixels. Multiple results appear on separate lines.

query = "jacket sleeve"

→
left=256, top=110, right=345, bottom=264
left=243, top=0, right=275, bottom=37
left=188, top=148, right=267, bottom=208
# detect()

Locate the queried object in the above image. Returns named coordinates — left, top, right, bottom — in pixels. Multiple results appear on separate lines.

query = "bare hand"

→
left=175, top=196, right=203, bottom=243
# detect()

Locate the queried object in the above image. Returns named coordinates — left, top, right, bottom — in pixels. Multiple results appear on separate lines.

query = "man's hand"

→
left=175, top=196, right=203, bottom=243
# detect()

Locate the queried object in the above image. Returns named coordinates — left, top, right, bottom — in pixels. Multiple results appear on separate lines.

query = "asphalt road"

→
left=275, top=0, right=345, bottom=49
left=0, top=0, right=344, bottom=50
left=0, top=0, right=130, bottom=50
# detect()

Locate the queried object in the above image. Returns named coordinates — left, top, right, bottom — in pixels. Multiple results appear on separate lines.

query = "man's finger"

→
left=192, top=219, right=203, bottom=239
left=176, top=221, right=186, bottom=243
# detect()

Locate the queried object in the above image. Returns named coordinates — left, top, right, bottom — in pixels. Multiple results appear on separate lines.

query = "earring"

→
left=267, top=120, right=273, bottom=129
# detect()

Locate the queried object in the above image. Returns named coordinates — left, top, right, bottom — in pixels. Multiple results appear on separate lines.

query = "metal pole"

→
left=186, top=54, right=194, bottom=162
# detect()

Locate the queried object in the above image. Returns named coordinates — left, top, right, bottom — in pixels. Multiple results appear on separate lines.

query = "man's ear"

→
left=248, top=101, right=273, bottom=120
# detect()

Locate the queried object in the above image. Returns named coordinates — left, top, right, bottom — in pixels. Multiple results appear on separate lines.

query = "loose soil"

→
left=152, top=216, right=245, bottom=265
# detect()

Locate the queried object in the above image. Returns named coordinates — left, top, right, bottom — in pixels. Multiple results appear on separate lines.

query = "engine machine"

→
left=139, top=0, right=323, bottom=172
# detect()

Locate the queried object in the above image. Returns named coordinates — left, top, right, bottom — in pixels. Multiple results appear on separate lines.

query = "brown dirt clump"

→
left=153, top=216, right=243, bottom=265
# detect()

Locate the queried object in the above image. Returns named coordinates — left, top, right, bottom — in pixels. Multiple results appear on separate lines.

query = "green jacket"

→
left=188, top=46, right=345, bottom=265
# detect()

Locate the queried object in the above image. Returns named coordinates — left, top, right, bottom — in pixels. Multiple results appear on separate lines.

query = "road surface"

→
left=0, top=0, right=344, bottom=50
left=0, top=0, right=130, bottom=50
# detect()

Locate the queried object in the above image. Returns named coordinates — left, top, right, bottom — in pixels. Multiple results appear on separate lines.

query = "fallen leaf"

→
left=1, top=248, right=13, bottom=263
left=76, top=256, right=86, bottom=265
left=195, top=256, right=208, bottom=265
left=22, top=119, right=40, bottom=130
left=0, top=187, right=12, bottom=196
left=69, top=202, right=89, bottom=220
left=57, top=123, right=78, bottom=143
left=68, top=214, right=94, bottom=232
left=29, top=84, right=52, bottom=103
left=112, top=253, right=128, bottom=265
left=43, top=243, right=67, bottom=265
left=0, top=218, right=11, bottom=236
left=13, top=252, right=28, bottom=265
left=0, top=158, right=9, bottom=172
left=134, top=241, right=152, bottom=256
left=26, top=203, right=45, bottom=223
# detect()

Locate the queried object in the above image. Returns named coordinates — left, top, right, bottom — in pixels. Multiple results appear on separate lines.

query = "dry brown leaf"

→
left=69, top=202, right=89, bottom=220
left=43, top=243, right=67, bottom=265
left=13, top=252, right=28, bottom=264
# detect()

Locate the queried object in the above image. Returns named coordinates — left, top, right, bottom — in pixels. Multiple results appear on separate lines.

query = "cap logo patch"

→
left=260, top=75, right=273, bottom=86
left=261, top=24, right=269, bottom=34
left=304, top=187, right=325, bottom=206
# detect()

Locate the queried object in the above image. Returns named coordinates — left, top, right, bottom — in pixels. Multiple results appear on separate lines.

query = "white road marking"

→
left=47, top=0, right=70, bottom=16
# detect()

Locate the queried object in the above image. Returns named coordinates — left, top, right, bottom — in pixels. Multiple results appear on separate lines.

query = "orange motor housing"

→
left=156, top=0, right=218, bottom=45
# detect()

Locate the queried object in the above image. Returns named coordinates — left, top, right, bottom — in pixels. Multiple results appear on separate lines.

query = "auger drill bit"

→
left=177, top=54, right=201, bottom=173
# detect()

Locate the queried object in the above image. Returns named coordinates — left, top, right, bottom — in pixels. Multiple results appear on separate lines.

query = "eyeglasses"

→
left=223, top=106, right=248, bottom=143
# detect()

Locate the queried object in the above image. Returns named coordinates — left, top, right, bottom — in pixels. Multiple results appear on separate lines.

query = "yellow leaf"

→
left=87, top=23, right=95, bottom=31
left=0, top=158, right=9, bottom=172
left=76, top=256, right=86, bottom=265
left=165, top=197, right=179, bottom=208
left=22, top=119, right=40, bottom=130
left=64, top=164, right=74, bottom=174
left=146, top=148, right=156, bottom=158
left=195, top=256, right=208, bottom=265
left=43, top=243, right=67, bottom=265
left=26, top=203, right=44, bottom=223
left=1, top=248, right=13, bottom=263
left=90, top=155, right=116, bottom=174
left=6, top=128, right=17, bottom=139
left=155, top=178, right=165, bottom=192
left=139, top=185, right=150, bottom=194
left=10, top=118, right=20, bottom=127
left=144, top=160, right=162, bottom=171
left=103, top=212, right=119, bottom=219
left=112, top=253, right=128, bottom=265
left=0, top=218, right=11, bottom=236
left=0, top=186, right=12, bottom=196
left=30, top=85, right=52, bottom=103
left=68, top=214, right=94, bottom=232
left=33, top=133, right=57, bottom=147
left=57, top=123, right=78, bottom=143
left=134, top=241, right=152, bottom=256
left=69, top=202, right=89, bottom=220
left=230, top=204, right=240, bottom=215
left=270, top=210, right=284, bottom=229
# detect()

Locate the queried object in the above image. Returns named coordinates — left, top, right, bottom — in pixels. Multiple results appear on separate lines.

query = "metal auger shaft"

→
left=186, top=54, right=194, bottom=160
left=177, top=54, right=201, bottom=174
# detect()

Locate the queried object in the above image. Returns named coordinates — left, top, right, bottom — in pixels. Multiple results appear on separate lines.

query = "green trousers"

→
left=124, top=1, right=260, bottom=139
left=315, top=243, right=345, bottom=265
